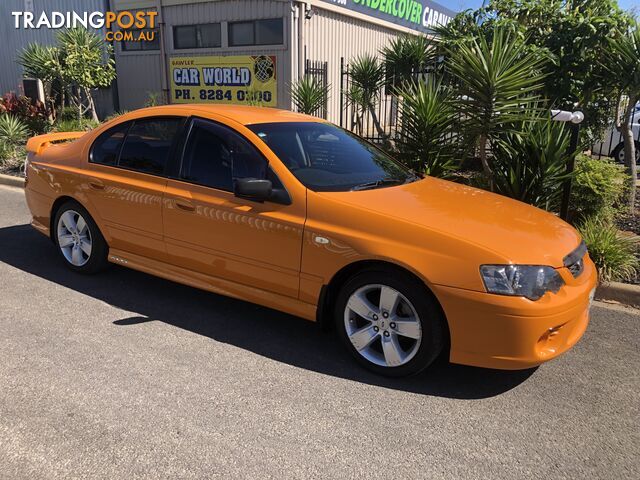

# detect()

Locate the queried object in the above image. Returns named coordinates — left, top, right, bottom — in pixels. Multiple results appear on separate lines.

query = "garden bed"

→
left=616, top=194, right=640, bottom=236
left=0, top=160, right=24, bottom=178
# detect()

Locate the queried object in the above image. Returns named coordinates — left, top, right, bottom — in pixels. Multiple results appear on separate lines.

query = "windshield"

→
left=247, top=122, right=418, bottom=192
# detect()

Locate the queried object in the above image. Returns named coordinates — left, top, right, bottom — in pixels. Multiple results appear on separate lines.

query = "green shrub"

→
left=53, top=118, right=98, bottom=132
left=0, top=145, right=26, bottom=171
left=0, top=114, right=29, bottom=160
left=290, top=76, right=328, bottom=116
left=103, top=110, right=129, bottom=123
left=59, top=106, right=80, bottom=121
left=0, top=93, right=50, bottom=134
left=490, top=116, right=571, bottom=211
left=569, top=154, right=627, bottom=223
left=144, top=91, right=164, bottom=107
left=579, top=216, right=639, bottom=283
left=396, top=79, right=459, bottom=178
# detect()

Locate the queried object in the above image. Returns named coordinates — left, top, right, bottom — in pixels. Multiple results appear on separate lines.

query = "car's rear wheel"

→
left=54, top=201, right=108, bottom=274
left=335, top=270, right=445, bottom=377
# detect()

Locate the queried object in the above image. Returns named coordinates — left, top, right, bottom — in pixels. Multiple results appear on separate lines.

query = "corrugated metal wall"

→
left=114, top=0, right=292, bottom=111
left=302, top=7, right=402, bottom=124
left=0, top=0, right=115, bottom=117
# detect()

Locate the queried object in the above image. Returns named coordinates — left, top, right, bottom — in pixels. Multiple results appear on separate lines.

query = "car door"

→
left=84, top=116, right=185, bottom=260
left=162, top=117, right=305, bottom=299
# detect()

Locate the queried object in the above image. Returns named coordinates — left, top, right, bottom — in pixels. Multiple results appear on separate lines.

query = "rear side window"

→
left=181, top=119, right=267, bottom=191
left=119, top=118, right=182, bottom=175
left=90, top=123, right=129, bottom=166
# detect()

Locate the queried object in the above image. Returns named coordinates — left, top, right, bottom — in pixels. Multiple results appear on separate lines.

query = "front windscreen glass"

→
left=247, top=122, right=418, bottom=192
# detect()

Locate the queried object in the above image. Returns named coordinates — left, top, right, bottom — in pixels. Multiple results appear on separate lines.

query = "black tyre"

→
left=53, top=201, right=109, bottom=274
left=611, top=141, right=640, bottom=165
left=334, top=269, right=446, bottom=377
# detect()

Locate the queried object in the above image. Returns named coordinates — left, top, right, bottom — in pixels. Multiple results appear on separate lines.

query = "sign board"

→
left=317, top=0, right=456, bottom=33
left=170, top=55, right=277, bottom=106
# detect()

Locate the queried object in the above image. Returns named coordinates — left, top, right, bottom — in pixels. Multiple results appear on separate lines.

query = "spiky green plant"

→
left=396, top=78, right=458, bottom=178
left=382, top=35, right=439, bottom=88
left=444, top=27, right=547, bottom=189
left=490, top=114, right=572, bottom=210
left=56, top=28, right=116, bottom=122
left=290, top=76, right=329, bottom=116
left=348, top=54, right=387, bottom=141
left=0, top=114, right=29, bottom=159
left=579, top=216, right=639, bottom=283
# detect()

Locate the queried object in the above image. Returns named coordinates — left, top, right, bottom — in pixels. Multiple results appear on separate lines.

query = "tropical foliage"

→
left=578, top=216, right=639, bottom=283
left=490, top=116, right=571, bottom=209
left=395, top=78, right=458, bottom=177
left=18, top=27, right=116, bottom=122
left=382, top=35, right=438, bottom=88
left=569, top=154, right=628, bottom=223
left=290, top=76, right=328, bottom=116
left=601, top=19, right=640, bottom=214
left=443, top=27, right=547, bottom=189
left=0, top=93, right=50, bottom=135
left=435, top=0, right=631, bottom=143
left=0, top=115, right=29, bottom=159
left=346, top=54, right=387, bottom=141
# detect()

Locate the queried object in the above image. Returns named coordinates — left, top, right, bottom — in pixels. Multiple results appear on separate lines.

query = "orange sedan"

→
left=24, top=105, right=597, bottom=376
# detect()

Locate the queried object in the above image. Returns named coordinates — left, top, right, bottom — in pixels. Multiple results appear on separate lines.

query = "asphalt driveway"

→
left=0, top=184, right=638, bottom=479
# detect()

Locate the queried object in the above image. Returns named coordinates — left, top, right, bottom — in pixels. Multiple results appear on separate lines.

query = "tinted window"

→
left=174, top=23, right=221, bottom=49
left=119, top=118, right=182, bottom=175
left=228, top=21, right=253, bottom=46
left=181, top=119, right=267, bottom=191
left=228, top=19, right=283, bottom=46
left=121, top=8, right=159, bottom=51
left=256, top=19, right=283, bottom=45
left=248, top=122, right=416, bottom=192
left=90, top=123, right=129, bottom=166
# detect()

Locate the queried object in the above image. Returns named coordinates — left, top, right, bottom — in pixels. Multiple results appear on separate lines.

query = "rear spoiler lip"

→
left=26, top=131, right=86, bottom=155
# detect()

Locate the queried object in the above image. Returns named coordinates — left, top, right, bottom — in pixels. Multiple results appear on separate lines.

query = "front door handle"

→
left=175, top=201, right=196, bottom=212
left=89, top=181, right=105, bottom=190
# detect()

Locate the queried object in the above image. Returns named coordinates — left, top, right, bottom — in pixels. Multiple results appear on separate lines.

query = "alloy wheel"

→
left=344, top=284, right=422, bottom=368
left=57, top=210, right=92, bottom=267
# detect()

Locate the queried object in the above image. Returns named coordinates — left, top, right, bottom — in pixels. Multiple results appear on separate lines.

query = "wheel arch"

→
left=317, top=259, right=450, bottom=348
left=49, top=196, right=108, bottom=245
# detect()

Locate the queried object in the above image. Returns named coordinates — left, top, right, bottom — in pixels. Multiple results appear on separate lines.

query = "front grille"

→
left=563, top=241, right=587, bottom=278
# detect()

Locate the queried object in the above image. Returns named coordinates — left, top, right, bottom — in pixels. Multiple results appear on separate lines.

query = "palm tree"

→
left=347, top=54, right=387, bottom=142
left=490, top=114, right=572, bottom=210
left=444, top=27, right=547, bottom=190
left=381, top=35, right=439, bottom=89
left=57, top=28, right=116, bottom=122
left=17, top=43, right=66, bottom=118
left=603, top=21, right=640, bottom=213
left=396, top=78, right=458, bottom=177
left=290, top=76, right=329, bottom=116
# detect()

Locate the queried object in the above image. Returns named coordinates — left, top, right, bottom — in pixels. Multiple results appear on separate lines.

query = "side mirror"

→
left=234, top=178, right=272, bottom=202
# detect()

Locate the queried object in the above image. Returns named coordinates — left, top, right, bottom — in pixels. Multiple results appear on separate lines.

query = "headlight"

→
left=480, top=265, right=565, bottom=301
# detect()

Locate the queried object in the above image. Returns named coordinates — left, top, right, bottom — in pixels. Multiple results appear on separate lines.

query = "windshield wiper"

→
left=350, top=178, right=405, bottom=191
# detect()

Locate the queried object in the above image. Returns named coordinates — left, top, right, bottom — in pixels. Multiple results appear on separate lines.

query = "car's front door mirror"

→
left=233, top=178, right=273, bottom=202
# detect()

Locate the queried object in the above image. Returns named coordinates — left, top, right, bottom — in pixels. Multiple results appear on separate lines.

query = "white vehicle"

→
left=592, top=104, right=640, bottom=164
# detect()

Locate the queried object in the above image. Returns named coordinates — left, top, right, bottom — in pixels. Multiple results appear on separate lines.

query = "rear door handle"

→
left=175, top=201, right=195, bottom=212
left=89, top=181, right=105, bottom=190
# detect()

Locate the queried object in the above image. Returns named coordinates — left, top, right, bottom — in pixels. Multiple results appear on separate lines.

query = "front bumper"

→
left=433, top=255, right=597, bottom=370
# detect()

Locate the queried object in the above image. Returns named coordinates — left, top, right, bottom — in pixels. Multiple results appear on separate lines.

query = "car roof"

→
left=130, top=104, right=324, bottom=126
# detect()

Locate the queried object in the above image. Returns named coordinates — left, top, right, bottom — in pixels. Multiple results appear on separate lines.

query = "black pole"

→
left=560, top=123, right=581, bottom=221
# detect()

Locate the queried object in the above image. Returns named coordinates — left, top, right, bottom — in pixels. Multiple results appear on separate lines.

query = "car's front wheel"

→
left=335, top=270, right=446, bottom=377
left=54, top=201, right=109, bottom=274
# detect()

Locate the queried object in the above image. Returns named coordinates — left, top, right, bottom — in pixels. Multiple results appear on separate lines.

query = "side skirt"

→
left=108, top=248, right=317, bottom=322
